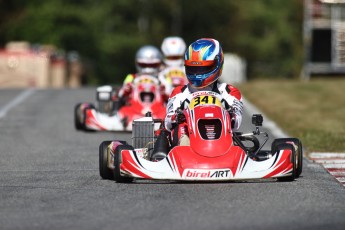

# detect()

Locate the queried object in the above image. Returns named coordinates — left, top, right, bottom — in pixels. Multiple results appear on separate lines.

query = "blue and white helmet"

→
left=184, top=38, right=224, bottom=88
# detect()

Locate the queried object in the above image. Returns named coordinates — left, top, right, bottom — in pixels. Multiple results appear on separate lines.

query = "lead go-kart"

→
left=99, top=91, right=303, bottom=183
left=74, top=74, right=166, bottom=132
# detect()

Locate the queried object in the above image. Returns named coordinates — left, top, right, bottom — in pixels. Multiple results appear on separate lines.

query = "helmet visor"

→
left=166, top=55, right=183, bottom=60
left=185, top=60, right=216, bottom=75
left=137, top=62, right=161, bottom=68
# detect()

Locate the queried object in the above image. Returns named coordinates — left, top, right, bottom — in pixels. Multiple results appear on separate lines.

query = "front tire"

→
left=99, top=141, right=114, bottom=180
left=113, top=145, right=134, bottom=183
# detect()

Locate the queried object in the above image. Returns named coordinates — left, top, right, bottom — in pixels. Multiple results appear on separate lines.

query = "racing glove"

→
left=118, top=83, right=133, bottom=98
left=173, top=109, right=186, bottom=124
left=228, top=99, right=243, bottom=130
left=123, top=83, right=133, bottom=95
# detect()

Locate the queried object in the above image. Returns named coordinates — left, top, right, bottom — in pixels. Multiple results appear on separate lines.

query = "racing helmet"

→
left=135, top=45, right=163, bottom=75
left=161, top=36, right=186, bottom=67
left=184, top=38, right=224, bottom=89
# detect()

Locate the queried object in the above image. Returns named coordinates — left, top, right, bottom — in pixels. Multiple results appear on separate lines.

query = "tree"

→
left=0, top=0, right=304, bottom=84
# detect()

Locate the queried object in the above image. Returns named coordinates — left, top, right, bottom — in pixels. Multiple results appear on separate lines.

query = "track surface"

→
left=0, top=88, right=345, bottom=230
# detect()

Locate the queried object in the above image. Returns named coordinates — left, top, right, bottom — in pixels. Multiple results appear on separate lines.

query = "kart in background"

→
left=99, top=91, right=303, bottom=182
left=164, top=67, right=188, bottom=89
left=160, top=67, right=188, bottom=96
left=74, top=74, right=166, bottom=132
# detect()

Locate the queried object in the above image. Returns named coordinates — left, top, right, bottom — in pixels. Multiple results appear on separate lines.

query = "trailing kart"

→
left=74, top=74, right=166, bottom=132
left=99, top=91, right=303, bottom=182
left=160, top=66, right=188, bottom=95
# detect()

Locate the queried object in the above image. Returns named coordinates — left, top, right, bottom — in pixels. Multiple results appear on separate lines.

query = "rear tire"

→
left=272, top=138, right=303, bottom=178
left=99, top=141, right=114, bottom=180
left=114, top=145, right=134, bottom=183
left=276, top=143, right=296, bottom=182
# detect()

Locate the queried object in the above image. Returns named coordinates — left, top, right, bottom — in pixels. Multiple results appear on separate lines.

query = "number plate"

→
left=190, top=95, right=222, bottom=109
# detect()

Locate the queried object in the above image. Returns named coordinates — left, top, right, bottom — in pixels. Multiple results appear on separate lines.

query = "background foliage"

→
left=0, top=0, right=303, bottom=84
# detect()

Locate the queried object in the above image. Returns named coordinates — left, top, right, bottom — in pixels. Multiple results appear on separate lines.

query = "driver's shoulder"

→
left=218, top=83, right=242, bottom=100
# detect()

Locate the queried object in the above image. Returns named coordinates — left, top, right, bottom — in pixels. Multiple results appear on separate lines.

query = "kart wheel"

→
left=99, top=141, right=114, bottom=180
left=74, top=103, right=85, bottom=130
left=113, top=145, right=134, bottom=183
left=272, top=138, right=303, bottom=178
left=276, top=143, right=296, bottom=182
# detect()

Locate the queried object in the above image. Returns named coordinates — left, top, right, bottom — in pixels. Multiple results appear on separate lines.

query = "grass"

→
left=237, top=78, right=345, bottom=154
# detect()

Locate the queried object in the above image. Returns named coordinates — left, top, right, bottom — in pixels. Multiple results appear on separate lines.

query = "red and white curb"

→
left=309, top=152, right=345, bottom=187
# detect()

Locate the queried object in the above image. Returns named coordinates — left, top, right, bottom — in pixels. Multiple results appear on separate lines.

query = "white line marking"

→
left=337, top=177, right=345, bottom=183
left=0, top=89, right=35, bottom=119
left=323, top=164, right=345, bottom=169
left=309, top=153, right=345, bottom=158
left=313, top=160, right=345, bottom=164
left=330, top=172, right=345, bottom=177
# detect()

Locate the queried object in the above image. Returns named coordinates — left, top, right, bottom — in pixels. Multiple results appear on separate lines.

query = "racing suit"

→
left=165, top=81, right=243, bottom=132
left=151, top=81, right=243, bottom=160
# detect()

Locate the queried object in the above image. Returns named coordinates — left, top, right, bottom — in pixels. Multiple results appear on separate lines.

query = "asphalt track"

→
left=0, top=88, right=345, bottom=230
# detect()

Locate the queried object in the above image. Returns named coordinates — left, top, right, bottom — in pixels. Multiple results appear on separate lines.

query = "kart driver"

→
left=158, top=36, right=188, bottom=97
left=151, top=38, right=244, bottom=160
left=116, top=45, right=165, bottom=105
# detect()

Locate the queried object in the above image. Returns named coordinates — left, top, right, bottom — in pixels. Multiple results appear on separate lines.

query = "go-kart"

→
left=160, top=67, right=188, bottom=96
left=74, top=74, right=166, bottom=132
left=99, top=91, right=303, bottom=182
